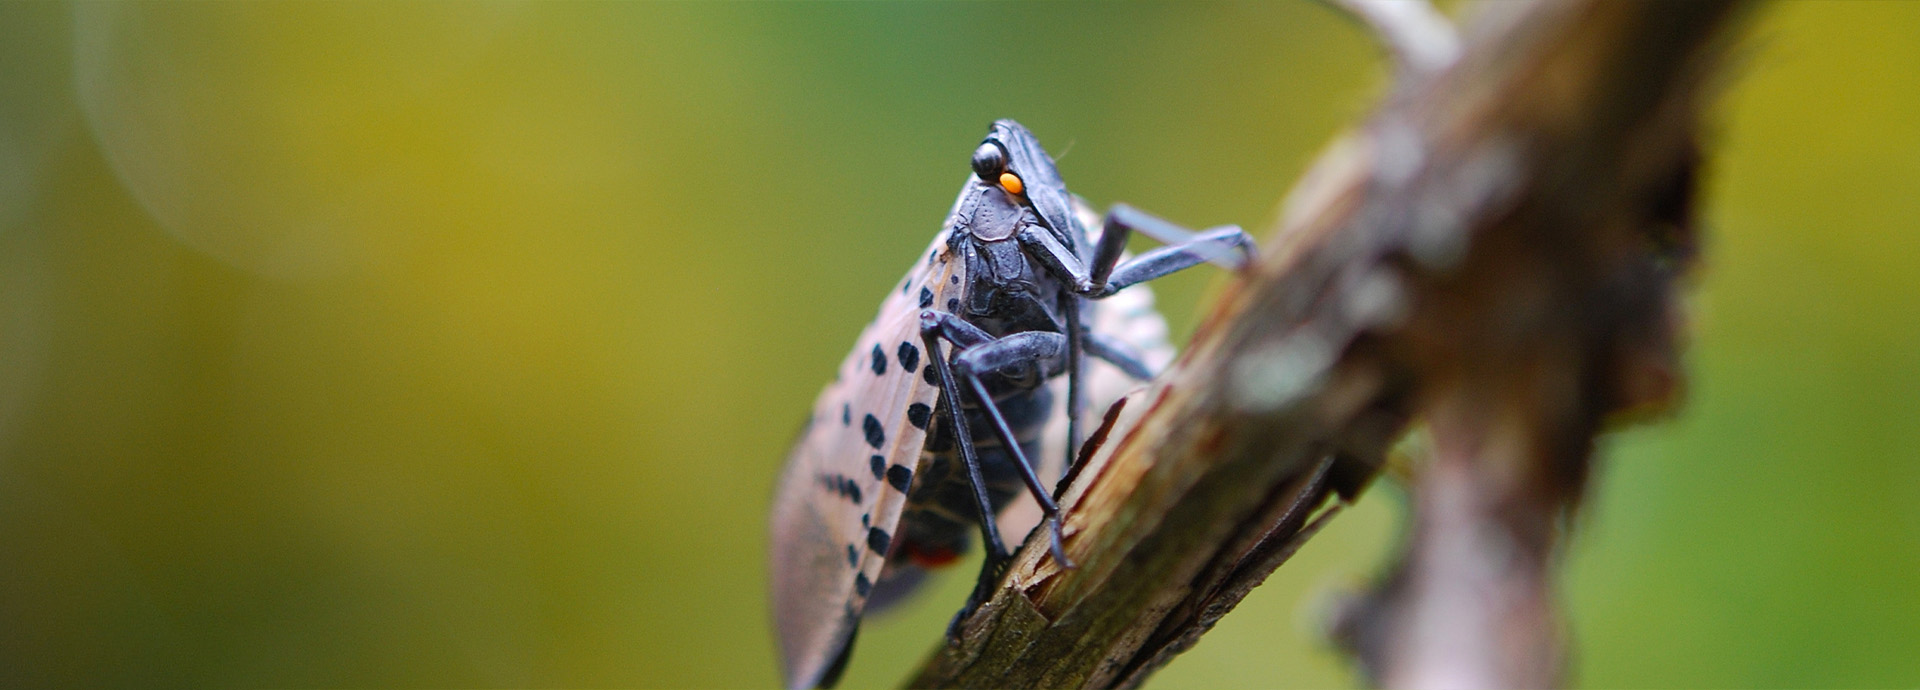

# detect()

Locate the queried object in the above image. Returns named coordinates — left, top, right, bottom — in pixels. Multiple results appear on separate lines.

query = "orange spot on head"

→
left=999, top=172, right=1024, bottom=195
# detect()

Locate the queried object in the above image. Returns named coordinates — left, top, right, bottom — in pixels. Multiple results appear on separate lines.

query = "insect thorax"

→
left=955, top=236, right=1071, bottom=339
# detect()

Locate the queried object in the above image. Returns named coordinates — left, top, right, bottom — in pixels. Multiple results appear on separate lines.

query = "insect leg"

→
left=917, top=314, right=1009, bottom=566
left=1085, top=330, right=1157, bottom=380
left=1089, top=204, right=1257, bottom=297
left=946, top=332, right=1077, bottom=571
left=921, top=310, right=1079, bottom=566
left=919, top=311, right=1019, bottom=633
left=1061, top=294, right=1086, bottom=488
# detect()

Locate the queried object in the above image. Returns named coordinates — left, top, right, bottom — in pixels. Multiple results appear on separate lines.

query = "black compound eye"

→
left=971, top=142, right=1007, bottom=181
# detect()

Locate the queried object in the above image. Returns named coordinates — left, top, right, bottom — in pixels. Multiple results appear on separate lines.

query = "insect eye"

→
left=971, top=142, right=1007, bottom=181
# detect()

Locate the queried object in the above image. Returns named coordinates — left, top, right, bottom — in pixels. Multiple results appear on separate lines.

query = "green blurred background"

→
left=0, top=2, right=1914, bottom=688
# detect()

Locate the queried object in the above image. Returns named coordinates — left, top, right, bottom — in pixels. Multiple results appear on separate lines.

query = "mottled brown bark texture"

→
left=906, top=1, right=1752, bottom=688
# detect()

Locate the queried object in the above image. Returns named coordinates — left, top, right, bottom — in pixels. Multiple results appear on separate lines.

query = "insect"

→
left=768, top=120, right=1254, bottom=690
left=857, top=197, right=1180, bottom=615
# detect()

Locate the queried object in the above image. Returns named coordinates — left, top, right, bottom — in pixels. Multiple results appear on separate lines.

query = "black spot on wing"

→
left=950, top=275, right=959, bottom=285
left=847, top=544, right=859, bottom=568
left=918, top=287, right=933, bottom=308
left=855, top=572, right=872, bottom=597
left=923, top=362, right=940, bottom=386
left=870, top=455, right=885, bottom=480
left=897, top=342, right=920, bottom=373
left=906, top=402, right=931, bottom=430
left=870, top=344, right=887, bottom=376
left=887, top=464, right=913, bottom=492
left=842, top=403, right=850, bottom=426
left=947, top=298, right=959, bottom=312
left=816, top=473, right=862, bottom=504
left=867, top=527, right=892, bottom=555
left=861, top=512, right=870, bottom=528
left=862, top=414, right=885, bottom=449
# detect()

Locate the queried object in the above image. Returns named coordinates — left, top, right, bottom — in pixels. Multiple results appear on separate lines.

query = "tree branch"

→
left=1326, top=0, right=1459, bottom=77
left=907, top=1, right=1752, bottom=688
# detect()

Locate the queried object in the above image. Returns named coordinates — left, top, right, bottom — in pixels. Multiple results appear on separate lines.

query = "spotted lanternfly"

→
left=856, top=196, right=1181, bottom=610
left=768, top=120, right=1254, bottom=690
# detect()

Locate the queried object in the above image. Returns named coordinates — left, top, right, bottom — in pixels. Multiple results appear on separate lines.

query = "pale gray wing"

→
left=767, top=231, right=964, bottom=690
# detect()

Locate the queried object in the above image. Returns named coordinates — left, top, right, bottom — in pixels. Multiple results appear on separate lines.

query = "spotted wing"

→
left=768, top=230, right=963, bottom=690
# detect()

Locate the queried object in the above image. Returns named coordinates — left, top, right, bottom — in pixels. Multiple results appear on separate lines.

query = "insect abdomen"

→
left=891, top=385, right=1053, bottom=569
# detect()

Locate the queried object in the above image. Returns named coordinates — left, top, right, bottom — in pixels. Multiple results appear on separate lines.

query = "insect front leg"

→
left=920, top=311, right=1079, bottom=621
left=916, top=314, right=1010, bottom=568
left=940, top=329, right=1076, bottom=571
left=1088, top=204, right=1257, bottom=298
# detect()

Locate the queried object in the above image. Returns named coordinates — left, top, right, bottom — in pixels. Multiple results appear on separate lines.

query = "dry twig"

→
left=908, top=1, right=1751, bottom=687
